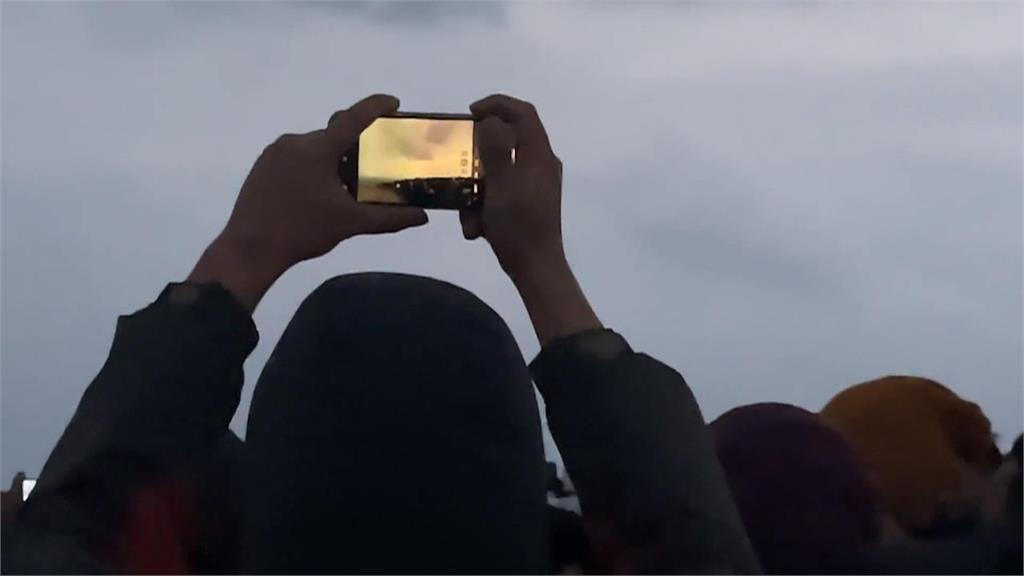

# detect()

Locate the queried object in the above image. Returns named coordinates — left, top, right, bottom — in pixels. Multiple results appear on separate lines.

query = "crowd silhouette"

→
left=1, top=94, right=1021, bottom=575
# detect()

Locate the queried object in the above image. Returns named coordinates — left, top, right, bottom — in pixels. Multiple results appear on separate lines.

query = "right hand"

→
left=2, top=472, right=25, bottom=523
left=460, top=95, right=565, bottom=279
left=462, top=95, right=601, bottom=345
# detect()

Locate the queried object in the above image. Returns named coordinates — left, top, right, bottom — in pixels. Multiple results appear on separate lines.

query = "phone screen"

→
left=22, top=479, right=36, bottom=501
left=357, top=116, right=479, bottom=205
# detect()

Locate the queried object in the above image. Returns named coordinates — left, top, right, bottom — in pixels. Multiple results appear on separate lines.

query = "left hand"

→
left=221, top=94, right=427, bottom=274
left=190, top=94, right=428, bottom=311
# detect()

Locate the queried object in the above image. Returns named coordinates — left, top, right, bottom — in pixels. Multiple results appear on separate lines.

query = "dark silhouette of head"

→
left=711, top=402, right=880, bottom=574
left=241, top=274, right=548, bottom=573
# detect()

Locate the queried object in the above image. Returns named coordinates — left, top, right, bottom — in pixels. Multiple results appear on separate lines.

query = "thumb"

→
left=354, top=204, right=429, bottom=235
left=477, top=117, right=515, bottom=184
left=459, top=206, right=484, bottom=240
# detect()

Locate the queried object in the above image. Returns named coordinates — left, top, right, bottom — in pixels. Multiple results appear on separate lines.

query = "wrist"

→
left=509, top=250, right=574, bottom=310
left=509, top=251, right=603, bottom=346
left=503, top=246, right=570, bottom=289
left=187, top=233, right=288, bottom=312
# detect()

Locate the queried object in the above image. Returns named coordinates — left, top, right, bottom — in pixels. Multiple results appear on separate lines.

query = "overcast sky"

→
left=2, top=1, right=1021, bottom=479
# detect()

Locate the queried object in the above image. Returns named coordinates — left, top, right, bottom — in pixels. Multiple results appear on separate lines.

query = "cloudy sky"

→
left=2, top=1, right=1021, bottom=479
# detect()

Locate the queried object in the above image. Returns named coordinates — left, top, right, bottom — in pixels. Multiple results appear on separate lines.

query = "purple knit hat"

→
left=711, top=403, right=880, bottom=574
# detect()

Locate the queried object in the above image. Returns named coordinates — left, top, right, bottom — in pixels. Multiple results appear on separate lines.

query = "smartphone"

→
left=339, top=112, right=483, bottom=210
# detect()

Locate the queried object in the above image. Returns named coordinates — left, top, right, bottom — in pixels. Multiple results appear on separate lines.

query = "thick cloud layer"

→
left=2, top=2, right=1021, bottom=478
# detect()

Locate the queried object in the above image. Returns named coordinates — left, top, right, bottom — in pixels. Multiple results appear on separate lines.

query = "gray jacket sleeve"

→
left=531, top=329, right=761, bottom=574
left=8, top=283, right=256, bottom=573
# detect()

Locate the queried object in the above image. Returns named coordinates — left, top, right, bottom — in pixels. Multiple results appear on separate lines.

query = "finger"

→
left=459, top=207, right=483, bottom=240
left=477, top=117, right=515, bottom=183
left=326, top=94, right=400, bottom=154
left=470, top=94, right=551, bottom=156
left=353, top=204, right=429, bottom=235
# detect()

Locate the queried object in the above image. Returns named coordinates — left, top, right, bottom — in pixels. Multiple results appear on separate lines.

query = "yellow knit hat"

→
left=821, top=376, right=1001, bottom=535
